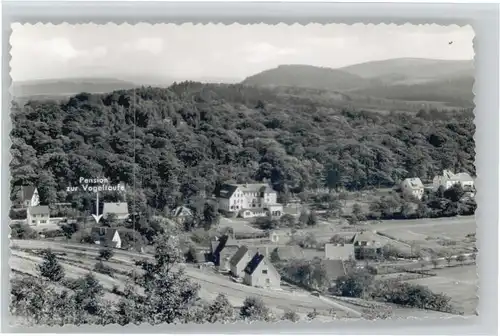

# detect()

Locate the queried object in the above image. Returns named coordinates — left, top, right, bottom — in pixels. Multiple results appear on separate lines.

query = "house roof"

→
left=243, top=253, right=280, bottom=280
left=103, top=202, right=129, bottom=214
left=350, top=231, right=383, bottom=246
left=28, top=205, right=49, bottom=215
left=215, top=183, right=276, bottom=198
left=403, top=177, right=424, bottom=189
left=171, top=206, right=193, bottom=217
left=212, top=234, right=239, bottom=255
left=215, top=184, right=239, bottom=199
left=13, top=186, right=36, bottom=201
left=451, top=172, right=474, bottom=182
left=321, top=260, right=347, bottom=280
left=229, top=245, right=250, bottom=267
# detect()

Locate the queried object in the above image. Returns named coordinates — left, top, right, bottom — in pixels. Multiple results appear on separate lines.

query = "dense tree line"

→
left=10, top=82, right=475, bottom=222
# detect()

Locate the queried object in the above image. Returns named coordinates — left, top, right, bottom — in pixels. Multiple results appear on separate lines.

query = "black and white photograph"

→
left=8, top=23, right=477, bottom=326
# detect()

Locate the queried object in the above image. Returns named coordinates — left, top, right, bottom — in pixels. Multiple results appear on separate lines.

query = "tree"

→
left=306, top=309, right=318, bottom=320
left=335, top=270, right=374, bottom=298
left=240, top=297, right=272, bottom=322
left=348, top=215, right=359, bottom=225
left=38, top=249, right=65, bottom=282
left=329, top=234, right=345, bottom=244
left=203, top=202, right=220, bottom=230
left=431, top=258, right=439, bottom=269
left=456, top=254, right=466, bottom=266
left=298, top=210, right=309, bottom=227
left=60, top=222, right=80, bottom=240
left=307, top=210, right=318, bottom=226
left=444, top=254, right=454, bottom=267
left=204, top=293, right=235, bottom=324
left=270, top=248, right=281, bottom=263
left=98, top=247, right=114, bottom=261
left=131, top=234, right=201, bottom=325
left=352, top=203, right=363, bottom=217
left=282, top=310, right=300, bottom=322
left=279, top=214, right=295, bottom=228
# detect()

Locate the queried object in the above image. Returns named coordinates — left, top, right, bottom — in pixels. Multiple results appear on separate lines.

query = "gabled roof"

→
left=350, top=231, right=383, bottom=246
left=171, top=206, right=193, bottom=217
left=13, top=186, right=37, bottom=201
left=243, top=253, right=280, bottom=279
left=103, top=202, right=129, bottom=214
left=28, top=205, right=49, bottom=215
left=321, top=259, right=347, bottom=280
left=229, top=245, right=250, bottom=267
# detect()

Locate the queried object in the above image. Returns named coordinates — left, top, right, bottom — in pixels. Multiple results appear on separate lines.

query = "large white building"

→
left=216, top=183, right=284, bottom=218
left=401, top=177, right=425, bottom=200
left=432, top=170, right=475, bottom=193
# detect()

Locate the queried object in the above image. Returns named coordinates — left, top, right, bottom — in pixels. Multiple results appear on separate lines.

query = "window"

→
left=262, top=269, right=268, bottom=274
left=265, top=278, right=270, bottom=284
left=31, top=220, right=36, bottom=224
left=40, top=220, right=47, bottom=224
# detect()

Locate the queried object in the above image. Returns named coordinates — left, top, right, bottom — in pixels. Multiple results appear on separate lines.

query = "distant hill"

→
left=12, top=78, right=139, bottom=98
left=241, top=58, right=475, bottom=107
left=339, top=58, right=474, bottom=84
left=242, top=64, right=373, bottom=91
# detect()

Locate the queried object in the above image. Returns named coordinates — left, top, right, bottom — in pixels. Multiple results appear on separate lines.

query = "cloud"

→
left=242, top=42, right=298, bottom=64
left=124, top=37, right=164, bottom=55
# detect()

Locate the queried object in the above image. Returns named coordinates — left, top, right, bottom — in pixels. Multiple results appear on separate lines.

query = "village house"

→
left=229, top=245, right=253, bottom=278
left=324, top=243, right=355, bottom=261
left=12, top=185, right=40, bottom=208
left=211, top=234, right=240, bottom=271
left=321, top=259, right=348, bottom=287
left=90, top=227, right=122, bottom=249
left=171, top=205, right=193, bottom=224
left=432, top=170, right=475, bottom=193
left=102, top=202, right=129, bottom=220
left=243, top=252, right=281, bottom=289
left=26, top=205, right=50, bottom=226
left=215, top=183, right=284, bottom=219
left=400, top=177, right=425, bottom=200
left=350, top=231, right=385, bottom=260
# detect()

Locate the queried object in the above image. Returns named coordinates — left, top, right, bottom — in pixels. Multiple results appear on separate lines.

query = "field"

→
left=375, top=216, right=476, bottom=255
left=404, top=265, right=478, bottom=315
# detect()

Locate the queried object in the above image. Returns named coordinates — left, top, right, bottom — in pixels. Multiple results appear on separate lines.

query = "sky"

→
left=10, top=23, right=475, bottom=83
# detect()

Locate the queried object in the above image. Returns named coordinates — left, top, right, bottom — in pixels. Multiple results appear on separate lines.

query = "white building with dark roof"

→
left=243, top=252, right=281, bottom=289
left=27, top=205, right=50, bottom=226
left=103, top=202, right=129, bottom=220
left=215, top=183, right=284, bottom=218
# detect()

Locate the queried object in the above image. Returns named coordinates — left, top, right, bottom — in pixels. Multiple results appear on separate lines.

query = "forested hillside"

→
left=10, top=82, right=475, bottom=215
left=241, top=59, right=475, bottom=107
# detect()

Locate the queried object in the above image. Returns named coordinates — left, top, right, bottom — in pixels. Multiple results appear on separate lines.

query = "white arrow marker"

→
left=91, top=192, right=103, bottom=224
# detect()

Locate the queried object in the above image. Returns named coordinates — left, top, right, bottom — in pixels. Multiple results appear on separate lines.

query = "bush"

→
left=335, top=270, right=374, bottom=298
left=94, top=261, right=114, bottom=277
left=98, top=248, right=114, bottom=261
